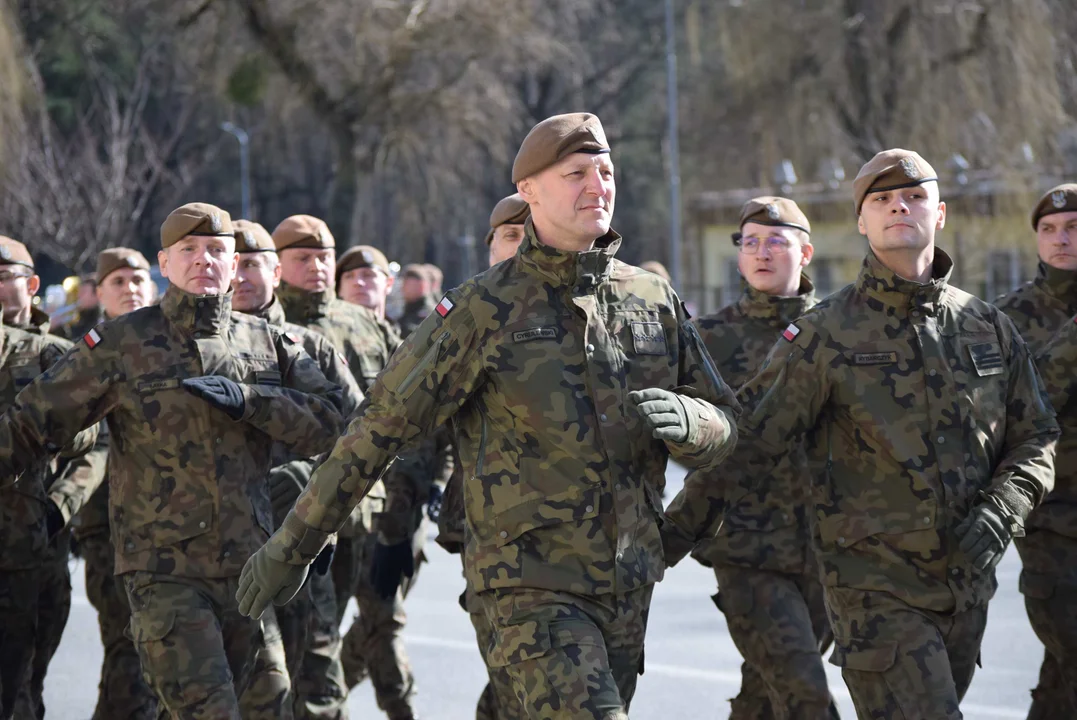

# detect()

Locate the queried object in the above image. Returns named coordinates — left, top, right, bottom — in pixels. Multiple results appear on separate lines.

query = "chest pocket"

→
left=836, top=341, right=921, bottom=429
left=953, top=332, right=1008, bottom=443
left=611, top=310, right=679, bottom=391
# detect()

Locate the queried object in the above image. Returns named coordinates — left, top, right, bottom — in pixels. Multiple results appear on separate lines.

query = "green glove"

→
left=629, top=388, right=689, bottom=443
left=955, top=503, right=1013, bottom=571
left=236, top=547, right=309, bottom=619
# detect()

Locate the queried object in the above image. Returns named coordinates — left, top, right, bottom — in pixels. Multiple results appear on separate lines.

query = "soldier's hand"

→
left=269, top=466, right=306, bottom=517
left=236, top=547, right=309, bottom=619
left=426, top=484, right=443, bottom=523
left=629, top=389, right=689, bottom=443
left=369, top=540, right=415, bottom=599
left=182, top=376, right=246, bottom=421
left=955, top=504, right=1012, bottom=571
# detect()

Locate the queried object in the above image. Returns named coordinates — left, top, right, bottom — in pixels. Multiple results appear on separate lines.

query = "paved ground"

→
left=46, top=466, right=1041, bottom=719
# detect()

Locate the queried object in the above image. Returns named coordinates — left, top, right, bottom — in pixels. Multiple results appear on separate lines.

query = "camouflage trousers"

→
left=712, top=565, right=838, bottom=720
left=80, top=531, right=157, bottom=720
left=123, top=571, right=291, bottom=720
left=334, top=534, right=417, bottom=720
left=0, top=557, right=71, bottom=720
left=479, top=585, right=654, bottom=720
left=1016, top=529, right=1077, bottom=719
left=825, top=588, right=986, bottom=720
left=247, top=566, right=349, bottom=720
left=460, top=582, right=525, bottom=720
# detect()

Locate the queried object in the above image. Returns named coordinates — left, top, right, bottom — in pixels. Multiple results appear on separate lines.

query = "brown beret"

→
left=739, top=196, right=811, bottom=235
left=484, top=193, right=531, bottom=246
left=96, top=248, right=150, bottom=282
left=272, top=215, right=335, bottom=251
left=1031, top=183, right=1077, bottom=229
left=511, top=113, right=610, bottom=183
left=336, top=245, right=390, bottom=281
left=0, top=237, right=34, bottom=269
left=233, top=220, right=276, bottom=253
left=400, top=263, right=426, bottom=281
left=160, top=202, right=233, bottom=249
left=852, top=149, right=938, bottom=214
left=639, top=261, right=671, bottom=282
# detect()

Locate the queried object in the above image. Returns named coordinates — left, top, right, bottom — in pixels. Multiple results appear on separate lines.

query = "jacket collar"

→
left=160, top=285, right=232, bottom=336
left=517, top=218, right=621, bottom=291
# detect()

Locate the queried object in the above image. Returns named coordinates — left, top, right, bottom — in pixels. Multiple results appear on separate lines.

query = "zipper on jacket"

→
left=397, top=330, right=449, bottom=397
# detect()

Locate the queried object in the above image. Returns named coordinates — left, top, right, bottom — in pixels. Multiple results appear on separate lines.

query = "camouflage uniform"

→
left=238, top=295, right=364, bottom=720
left=996, top=262, right=1077, bottom=717
left=0, top=313, right=101, bottom=720
left=688, top=276, right=838, bottom=720
left=262, top=225, right=740, bottom=720
left=275, top=280, right=420, bottom=719
left=721, top=250, right=1058, bottom=720
left=0, top=285, right=349, bottom=720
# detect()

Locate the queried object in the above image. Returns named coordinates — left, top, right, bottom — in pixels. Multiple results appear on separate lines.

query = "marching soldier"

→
left=666, top=150, right=1058, bottom=719
left=71, top=247, right=158, bottom=720
left=995, top=183, right=1077, bottom=716
left=0, top=203, right=349, bottom=719
left=0, top=236, right=101, bottom=720
left=271, top=217, right=419, bottom=719
left=237, top=112, right=740, bottom=720
left=688, top=197, right=838, bottom=719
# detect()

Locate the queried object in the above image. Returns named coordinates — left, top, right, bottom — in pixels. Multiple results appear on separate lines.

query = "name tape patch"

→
left=512, top=327, right=558, bottom=343
left=853, top=351, right=898, bottom=366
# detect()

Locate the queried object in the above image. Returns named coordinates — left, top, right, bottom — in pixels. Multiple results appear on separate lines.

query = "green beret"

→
left=0, top=236, right=34, bottom=269
left=336, top=245, right=390, bottom=283
left=233, top=220, right=276, bottom=253
left=484, top=193, right=530, bottom=246
left=273, top=215, right=335, bottom=251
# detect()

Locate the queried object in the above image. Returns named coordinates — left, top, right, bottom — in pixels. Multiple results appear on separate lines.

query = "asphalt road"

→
left=46, top=465, right=1041, bottom=719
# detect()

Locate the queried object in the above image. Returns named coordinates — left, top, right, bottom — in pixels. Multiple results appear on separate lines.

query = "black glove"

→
left=369, top=540, right=415, bottom=600
left=182, top=376, right=245, bottom=421
left=426, top=484, right=444, bottom=523
left=628, top=388, right=690, bottom=443
left=955, top=503, right=1013, bottom=571
left=312, top=543, right=335, bottom=576
left=44, top=501, right=65, bottom=540
left=269, top=465, right=306, bottom=518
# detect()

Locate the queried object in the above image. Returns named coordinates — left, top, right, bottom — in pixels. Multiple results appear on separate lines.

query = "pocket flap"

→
left=120, top=503, right=214, bottom=554
left=127, top=609, right=176, bottom=643
left=488, top=620, right=552, bottom=667
left=493, top=486, right=601, bottom=547
left=1019, top=570, right=1057, bottom=600
left=830, top=642, right=898, bottom=672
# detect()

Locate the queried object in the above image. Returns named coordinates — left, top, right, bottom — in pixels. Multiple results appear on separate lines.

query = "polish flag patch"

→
left=782, top=323, right=801, bottom=342
left=435, top=296, right=454, bottom=318
left=84, top=328, right=102, bottom=348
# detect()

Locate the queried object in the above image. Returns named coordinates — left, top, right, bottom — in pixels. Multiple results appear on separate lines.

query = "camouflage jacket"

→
left=277, top=282, right=400, bottom=391
left=995, top=261, right=1077, bottom=353
left=397, top=296, right=437, bottom=339
left=0, top=318, right=100, bottom=570
left=0, top=286, right=347, bottom=578
left=1030, top=317, right=1077, bottom=540
left=268, top=224, right=740, bottom=598
left=996, top=261, right=1077, bottom=539
left=732, top=249, right=1058, bottom=612
left=689, top=276, right=818, bottom=574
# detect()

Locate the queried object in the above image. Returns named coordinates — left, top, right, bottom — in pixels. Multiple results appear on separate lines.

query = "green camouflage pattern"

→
left=462, top=581, right=526, bottom=720
left=124, top=571, right=290, bottom=720
left=9, top=556, right=71, bottom=719
left=732, top=249, right=1058, bottom=613
left=266, top=223, right=739, bottom=599
left=241, top=295, right=360, bottom=720
left=479, top=585, right=653, bottom=720
left=713, top=566, right=835, bottom=720
left=0, top=285, right=347, bottom=578
left=277, top=281, right=400, bottom=392
left=690, top=276, right=817, bottom=574
left=994, top=261, right=1077, bottom=354
left=80, top=530, right=157, bottom=720
left=0, top=318, right=100, bottom=571
left=826, top=587, right=986, bottom=720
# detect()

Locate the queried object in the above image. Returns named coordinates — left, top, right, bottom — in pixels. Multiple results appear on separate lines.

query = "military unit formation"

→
left=0, top=111, right=1074, bottom=720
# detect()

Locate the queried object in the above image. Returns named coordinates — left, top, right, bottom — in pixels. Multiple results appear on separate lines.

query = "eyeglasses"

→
left=0, top=270, right=31, bottom=284
left=737, top=236, right=795, bottom=255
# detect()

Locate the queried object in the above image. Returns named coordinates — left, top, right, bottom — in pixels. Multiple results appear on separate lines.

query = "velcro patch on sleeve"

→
left=968, top=342, right=1004, bottom=377
left=83, top=328, right=102, bottom=349
left=853, top=351, right=898, bottom=365
left=782, top=323, right=800, bottom=342
left=436, top=296, right=454, bottom=318
left=512, top=327, right=557, bottom=343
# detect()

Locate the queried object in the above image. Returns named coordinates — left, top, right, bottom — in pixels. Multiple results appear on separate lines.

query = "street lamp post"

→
left=220, top=122, right=251, bottom=220
left=664, top=0, right=683, bottom=290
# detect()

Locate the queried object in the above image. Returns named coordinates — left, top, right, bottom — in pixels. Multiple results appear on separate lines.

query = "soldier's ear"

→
left=158, top=249, right=170, bottom=279
left=856, top=214, right=867, bottom=237
left=517, top=177, right=537, bottom=204
left=936, top=201, right=947, bottom=231
left=27, top=275, right=40, bottom=295
left=800, top=241, right=814, bottom=268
